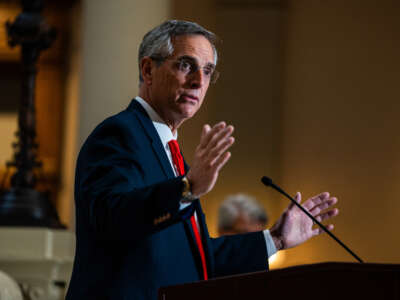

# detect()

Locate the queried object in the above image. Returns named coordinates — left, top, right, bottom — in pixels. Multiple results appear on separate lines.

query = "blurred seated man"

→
left=218, top=194, right=268, bottom=236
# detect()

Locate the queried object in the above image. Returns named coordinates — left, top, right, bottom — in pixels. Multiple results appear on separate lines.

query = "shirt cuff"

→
left=263, top=229, right=277, bottom=258
left=179, top=201, right=191, bottom=210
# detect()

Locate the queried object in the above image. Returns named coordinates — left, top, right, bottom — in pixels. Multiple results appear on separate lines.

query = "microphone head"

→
left=261, top=176, right=273, bottom=187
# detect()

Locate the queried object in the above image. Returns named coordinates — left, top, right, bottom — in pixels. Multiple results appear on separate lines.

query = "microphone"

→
left=261, top=176, right=364, bottom=263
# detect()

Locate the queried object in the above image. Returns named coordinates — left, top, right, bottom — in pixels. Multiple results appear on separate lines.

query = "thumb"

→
left=288, top=192, right=301, bottom=210
left=294, top=192, right=301, bottom=203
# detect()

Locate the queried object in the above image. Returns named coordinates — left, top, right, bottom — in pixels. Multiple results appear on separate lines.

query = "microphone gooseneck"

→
left=261, top=176, right=364, bottom=263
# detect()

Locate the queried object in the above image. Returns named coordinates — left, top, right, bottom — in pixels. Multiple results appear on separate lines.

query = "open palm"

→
left=270, top=192, right=339, bottom=250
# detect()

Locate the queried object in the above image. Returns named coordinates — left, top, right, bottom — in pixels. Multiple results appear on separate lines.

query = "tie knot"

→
left=168, top=139, right=180, bottom=154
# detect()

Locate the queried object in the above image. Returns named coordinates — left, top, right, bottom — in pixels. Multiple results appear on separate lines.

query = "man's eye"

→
left=179, top=61, right=191, bottom=72
left=203, top=68, right=213, bottom=77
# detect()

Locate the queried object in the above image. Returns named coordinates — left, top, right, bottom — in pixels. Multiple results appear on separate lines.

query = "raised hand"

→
left=186, top=121, right=234, bottom=198
left=270, top=192, right=339, bottom=250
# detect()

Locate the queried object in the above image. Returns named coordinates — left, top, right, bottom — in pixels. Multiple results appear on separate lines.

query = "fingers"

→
left=199, top=121, right=226, bottom=149
left=190, top=122, right=234, bottom=197
left=314, top=208, right=339, bottom=223
left=312, top=224, right=335, bottom=237
left=309, top=197, right=338, bottom=216
left=209, top=136, right=235, bottom=165
left=301, top=193, right=339, bottom=236
left=201, top=124, right=211, bottom=140
left=303, top=192, right=330, bottom=210
left=206, top=125, right=234, bottom=152
left=198, top=121, right=235, bottom=167
left=214, top=151, right=232, bottom=172
left=312, top=207, right=339, bottom=237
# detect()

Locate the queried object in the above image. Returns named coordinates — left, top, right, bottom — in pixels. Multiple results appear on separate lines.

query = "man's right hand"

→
left=186, top=121, right=235, bottom=198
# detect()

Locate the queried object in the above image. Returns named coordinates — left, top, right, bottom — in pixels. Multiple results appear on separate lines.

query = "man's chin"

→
left=176, top=104, right=198, bottom=119
left=179, top=110, right=195, bottom=120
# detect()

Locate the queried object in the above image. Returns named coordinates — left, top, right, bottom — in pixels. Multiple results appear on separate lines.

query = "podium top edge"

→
left=160, top=261, right=400, bottom=292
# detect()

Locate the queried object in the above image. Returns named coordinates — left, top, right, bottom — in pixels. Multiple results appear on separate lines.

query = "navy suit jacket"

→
left=66, top=99, right=268, bottom=300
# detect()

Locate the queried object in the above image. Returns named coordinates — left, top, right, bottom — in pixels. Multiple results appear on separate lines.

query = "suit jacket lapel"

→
left=128, top=99, right=175, bottom=179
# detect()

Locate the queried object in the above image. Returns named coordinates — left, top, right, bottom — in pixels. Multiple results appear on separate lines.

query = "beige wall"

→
left=170, top=0, right=400, bottom=267
left=280, top=0, right=400, bottom=266
left=78, top=0, right=172, bottom=146
left=200, top=2, right=286, bottom=238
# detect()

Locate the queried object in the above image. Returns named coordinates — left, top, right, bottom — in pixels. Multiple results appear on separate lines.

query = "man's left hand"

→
left=270, top=192, right=339, bottom=250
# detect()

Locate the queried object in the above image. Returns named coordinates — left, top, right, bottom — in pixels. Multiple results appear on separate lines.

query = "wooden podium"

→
left=159, top=262, right=400, bottom=300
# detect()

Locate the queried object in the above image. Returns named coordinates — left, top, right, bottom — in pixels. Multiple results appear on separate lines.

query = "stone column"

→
left=78, top=0, right=173, bottom=147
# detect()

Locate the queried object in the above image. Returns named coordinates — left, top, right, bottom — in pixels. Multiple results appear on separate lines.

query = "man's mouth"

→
left=181, top=94, right=199, bottom=102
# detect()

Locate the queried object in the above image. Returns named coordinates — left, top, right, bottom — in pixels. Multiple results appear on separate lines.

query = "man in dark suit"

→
left=66, top=20, right=338, bottom=300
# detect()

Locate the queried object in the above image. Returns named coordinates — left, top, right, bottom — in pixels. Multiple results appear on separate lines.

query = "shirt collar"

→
left=135, top=96, right=178, bottom=146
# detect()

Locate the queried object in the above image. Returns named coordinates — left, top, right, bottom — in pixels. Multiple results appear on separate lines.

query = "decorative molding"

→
left=0, top=228, right=74, bottom=300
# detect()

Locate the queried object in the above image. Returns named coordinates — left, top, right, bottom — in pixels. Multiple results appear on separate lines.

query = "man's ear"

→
left=140, top=57, right=153, bottom=85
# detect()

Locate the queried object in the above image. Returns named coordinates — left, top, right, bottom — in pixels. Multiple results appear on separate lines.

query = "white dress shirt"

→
left=134, top=96, right=276, bottom=258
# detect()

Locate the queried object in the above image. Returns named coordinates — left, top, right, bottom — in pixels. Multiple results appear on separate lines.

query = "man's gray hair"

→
left=218, top=194, right=268, bottom=232
left=138, top=20, right=218, bottom=82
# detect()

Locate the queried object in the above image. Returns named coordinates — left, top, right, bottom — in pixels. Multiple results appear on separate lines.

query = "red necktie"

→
left=168, top=140, right=208, bottom=280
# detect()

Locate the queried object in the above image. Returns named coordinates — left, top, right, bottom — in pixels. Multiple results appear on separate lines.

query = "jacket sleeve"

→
left=209, top=232, right=269, bottom=277
left=76, top=118, right=183, bottom=241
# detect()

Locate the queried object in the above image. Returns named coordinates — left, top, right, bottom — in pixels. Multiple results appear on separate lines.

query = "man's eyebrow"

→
left=177, top=55, right=196, bottom=63
left=205, top=62, right=216, bottom=70
left=177, top=55, right=216, bottom=70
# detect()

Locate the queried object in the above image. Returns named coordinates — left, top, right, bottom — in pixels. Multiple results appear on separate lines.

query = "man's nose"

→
left=189, top=69, right=205, bottom=89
